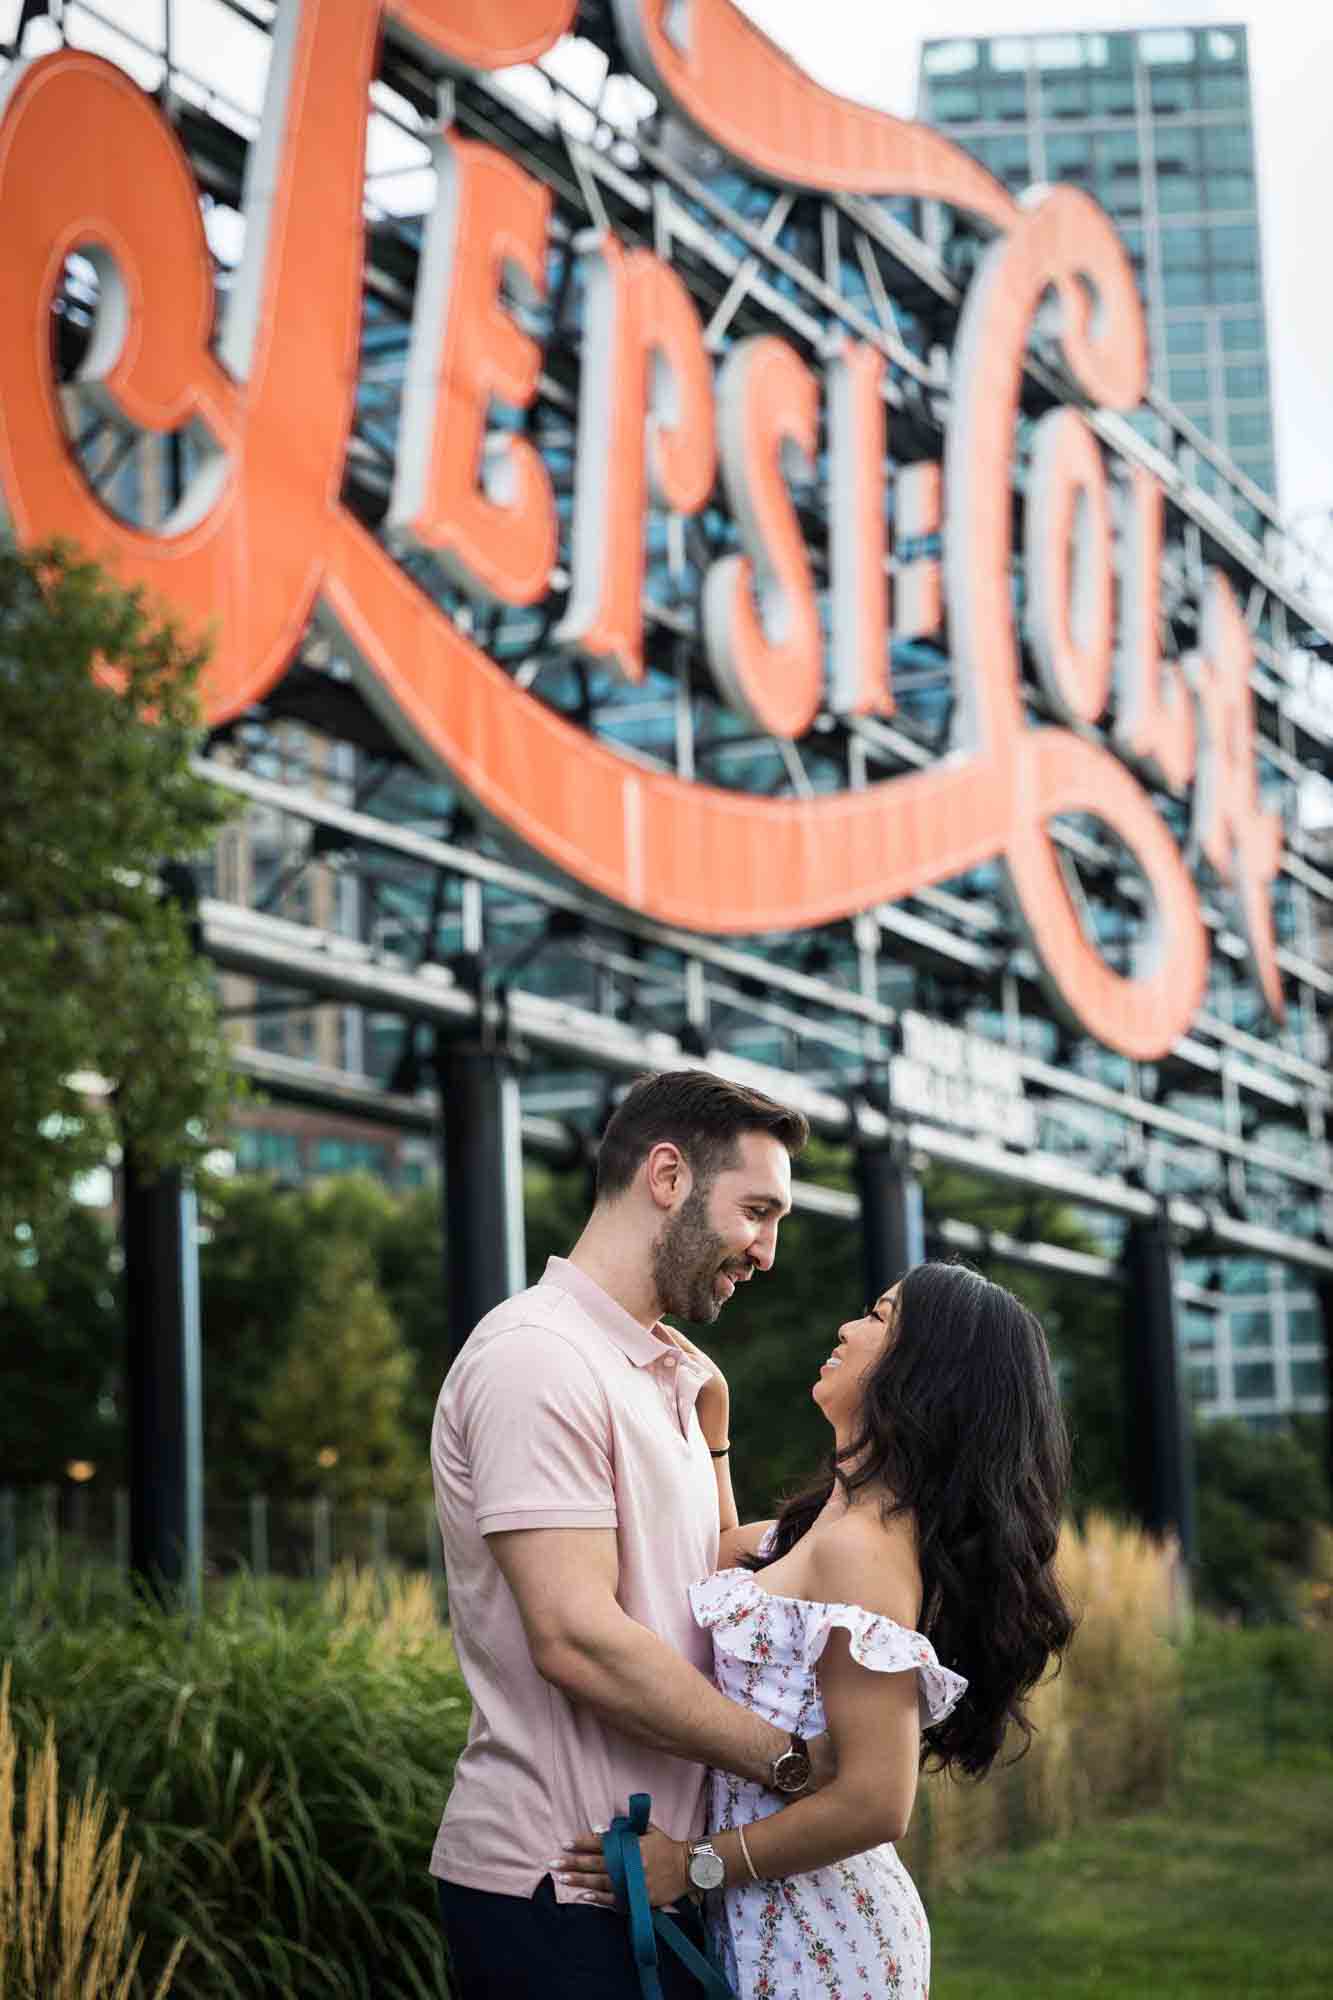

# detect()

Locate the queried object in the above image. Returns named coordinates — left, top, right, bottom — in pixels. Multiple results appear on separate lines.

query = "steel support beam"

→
left=856, top=1144, right=926, bottom=1299
left=1122, top=1205, right=1196, bottom=1563
left=436, top=1032, right=526, bottom=1360
left=1317, top=1277, right=1333, bottom=1499
left=121, top=1156, right=203, bottom=1605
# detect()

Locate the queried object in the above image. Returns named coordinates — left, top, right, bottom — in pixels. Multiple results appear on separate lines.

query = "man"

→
left=431, top=1068, right=818, bottom=1998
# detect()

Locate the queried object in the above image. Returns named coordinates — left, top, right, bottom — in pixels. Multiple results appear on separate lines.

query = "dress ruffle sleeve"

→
left=807, top=1602, right=967, bottom=1725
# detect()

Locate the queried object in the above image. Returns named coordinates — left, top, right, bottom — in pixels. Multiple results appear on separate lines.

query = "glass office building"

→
left=919, top=26, right=1278, bottom=532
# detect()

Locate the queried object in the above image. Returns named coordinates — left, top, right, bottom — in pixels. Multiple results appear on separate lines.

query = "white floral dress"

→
left=687, top=1567, right=967, bottom=2000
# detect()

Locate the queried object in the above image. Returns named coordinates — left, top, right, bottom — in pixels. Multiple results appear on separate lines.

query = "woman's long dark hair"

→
left=749, top=1260, right=1075, bottom=1779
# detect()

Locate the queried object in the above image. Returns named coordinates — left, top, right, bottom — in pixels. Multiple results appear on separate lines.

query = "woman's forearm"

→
left=713, top=1773, right=916, bottom=1884
left=710, top=1447, right=739, bottom=1537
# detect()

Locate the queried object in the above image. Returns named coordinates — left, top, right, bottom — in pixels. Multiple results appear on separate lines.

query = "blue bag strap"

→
left=601, top=1794, right=736, bottom=2000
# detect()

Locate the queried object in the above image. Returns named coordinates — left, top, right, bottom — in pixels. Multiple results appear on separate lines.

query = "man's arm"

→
left=487, top=1524, right=815, bottom=1788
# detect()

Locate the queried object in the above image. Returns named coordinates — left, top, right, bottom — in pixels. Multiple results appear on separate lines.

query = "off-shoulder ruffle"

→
left=689, top=1569, right=967, bottom=1725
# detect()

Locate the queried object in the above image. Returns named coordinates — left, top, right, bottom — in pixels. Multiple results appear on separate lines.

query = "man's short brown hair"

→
left=594, top=1069, right=809, bottom=1203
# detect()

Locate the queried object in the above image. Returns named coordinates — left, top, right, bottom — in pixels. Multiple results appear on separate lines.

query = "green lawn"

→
left=928, top=1747, right=1333, bottom=1999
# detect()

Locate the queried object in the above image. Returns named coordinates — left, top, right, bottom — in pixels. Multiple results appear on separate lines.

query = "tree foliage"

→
left=0, top=540, right=237, bottom=1288
left=245, top=1238, right=421, bottom=1507
left=0, top=1188, right=124, bottom=1486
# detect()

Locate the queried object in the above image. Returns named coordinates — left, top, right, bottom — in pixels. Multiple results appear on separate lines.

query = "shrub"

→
left=0, top=1562, right=469, bottom=1997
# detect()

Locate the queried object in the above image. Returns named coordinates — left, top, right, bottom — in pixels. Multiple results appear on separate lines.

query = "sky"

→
left=739, top=0, right=1333, bottom=564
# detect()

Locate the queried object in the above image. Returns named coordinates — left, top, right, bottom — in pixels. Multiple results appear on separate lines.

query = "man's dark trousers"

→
left=436, top=1874, right=714, bottom=1999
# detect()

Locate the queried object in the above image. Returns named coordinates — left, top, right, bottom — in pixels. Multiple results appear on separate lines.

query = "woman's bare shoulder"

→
left=806, top=1502, right=922, bottom=1627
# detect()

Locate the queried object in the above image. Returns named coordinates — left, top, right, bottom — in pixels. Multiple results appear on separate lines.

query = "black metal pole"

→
left=1121, top=1203, right=1196, bottom=1563
left=855, top=1142, right=926, bottom=1302
left=1315, top=1277, right=1333, bottom=1502
left=435, top=1031, right=526, bottom=1360
left=121, top=1152, right=203, bottom=1605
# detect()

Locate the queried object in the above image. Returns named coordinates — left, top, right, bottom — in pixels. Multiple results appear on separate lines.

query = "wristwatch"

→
left=768, top=1732, right=812, bottom=1796
left=685, top=1839, right=727, bottom=1894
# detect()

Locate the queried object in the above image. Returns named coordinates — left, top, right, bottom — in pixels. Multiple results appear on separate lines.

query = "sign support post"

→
left=856, top=1140, right=926, bottom=1301
left=1121, top=1203, right=1196, bottom=1564
left=436, top=1028, right=527, bottom=1360
left=121, top=1154, right=204, bottom=1608
left=1315, top=1276, right=1333, bottom=1498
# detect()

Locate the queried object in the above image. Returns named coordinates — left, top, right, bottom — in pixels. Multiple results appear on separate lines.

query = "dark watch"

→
left=686, top=1840, right=727, bottom=1893
left=768, top=1732, right=812, bottom=1795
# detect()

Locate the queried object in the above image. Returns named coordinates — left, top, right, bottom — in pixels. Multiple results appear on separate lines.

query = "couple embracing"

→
left=430, top=1070, right=1074, bottom=1998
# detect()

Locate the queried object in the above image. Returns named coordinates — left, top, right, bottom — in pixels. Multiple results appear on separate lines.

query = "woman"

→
left=559, top=1261, right=1076, bottom=1998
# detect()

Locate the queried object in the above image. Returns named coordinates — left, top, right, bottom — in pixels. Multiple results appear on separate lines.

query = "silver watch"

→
left=686, top=1839, right=727, bottom=1894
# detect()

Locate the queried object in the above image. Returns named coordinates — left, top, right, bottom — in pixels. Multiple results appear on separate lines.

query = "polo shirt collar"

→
left=543, top=1256, right=681, bottom=1369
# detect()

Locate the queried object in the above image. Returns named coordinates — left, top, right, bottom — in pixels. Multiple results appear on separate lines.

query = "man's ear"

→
left=643, top=1140, right=691, bottom=1212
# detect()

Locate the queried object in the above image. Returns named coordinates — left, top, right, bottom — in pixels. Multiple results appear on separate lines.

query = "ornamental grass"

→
left=901, top=1512, right=1184, bottom=1891
left=0, top=1661, right=185, bottom=1999
left=0, top=1560, right=469, bottom=1998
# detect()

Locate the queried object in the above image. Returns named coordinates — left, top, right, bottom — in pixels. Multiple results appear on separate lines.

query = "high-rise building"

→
left=919, top=24, right=1323, bottom=1435
left=919, top=26, right=1277, bottom=530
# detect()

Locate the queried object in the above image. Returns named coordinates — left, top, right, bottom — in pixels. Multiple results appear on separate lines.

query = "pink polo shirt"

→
left=430, top=1257, right=719, bottom=1901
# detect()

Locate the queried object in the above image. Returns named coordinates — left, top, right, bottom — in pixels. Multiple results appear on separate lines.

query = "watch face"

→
left=773, top=1747, right=811, bottom=1794
left=688, top=1847, right=726, bottom=1892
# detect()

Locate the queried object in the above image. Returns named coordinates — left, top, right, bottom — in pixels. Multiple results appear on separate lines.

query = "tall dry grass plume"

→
left=0, top=1661, right=185, bottom=2000
left=901, top=1514, right=1183, bottom=1889
left=323, top=1559, right=454, bottom=1663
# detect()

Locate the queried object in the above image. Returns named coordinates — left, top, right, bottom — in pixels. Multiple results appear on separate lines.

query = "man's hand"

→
left=557, top=1826, right=689, bottom=1910
left=663, top=1324, right=730, bottom=1449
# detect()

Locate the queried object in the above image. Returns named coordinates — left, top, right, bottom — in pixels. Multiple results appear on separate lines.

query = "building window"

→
left=1169, top=365, right=1210, bottom=403
left=1233, top=1360, right=1276, bottom=1400
left=1202, top=125, right=1253, bottom=171
left=234, top=1127, right=304, bottom=1177
left=1042, top=74, right=1089, bottom=119
left=1230, top=1307, right=1272, bottom=1350
left=1161, top=225, right=1206, bottom=270
left=1211, top=265, right=1259, bottom=304
left=1207, top=174, right=1255, bottom=213
left=1225, top=363, right=1267, bottom=399
left=982, top=135, right=1030, bottom=187
left=1200, top=73, right=1247, bottom=110
left=1292, top=1358, right=1327, bottom=1398
left=1046, top=134, right=1092, bottom=182
left=312, top=1137, right=390, bottom=1176
left=930, top=83, right=980, bottom=122
left=1165, top=319, right=1207, bottom=356
left=1149, top=71, right=1197, bottom=116
left=1189, top=1363, right=1219, bottom=1403
left=1216, top=316, right=1264, bottom=356
left=1163, top=268, right=1206, bottom=306
left=1183, top=1310, right=1216, bottom=1350
left=923, top=40, right=979, bottom=75
left=1141, top=29, right=1195, bottom=65
left=1287, top=1306, right=1321, bottom=1346
left=1090, top=72, right=1136, bottom=116
left=1205, top=30, right=1242, bottom=64
left=981, top=77, right=1028, bottom=121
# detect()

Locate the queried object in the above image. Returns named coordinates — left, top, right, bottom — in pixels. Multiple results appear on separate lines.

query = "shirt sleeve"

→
left=459, top=1326, right=618, bottom=1536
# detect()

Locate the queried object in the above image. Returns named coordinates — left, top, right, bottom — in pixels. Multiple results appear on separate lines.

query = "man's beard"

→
left=651, top=1183, right=736, bottom=1323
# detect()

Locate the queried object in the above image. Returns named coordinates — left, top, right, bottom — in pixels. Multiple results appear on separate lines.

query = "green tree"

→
left=0, top=540, right=237, bottom=1288
left=0, top=1189, right=124, bottom=1486
left=246, top=1238, right=422, bottom=1507
left=1194, top=1417, right=1331, bottom=1621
